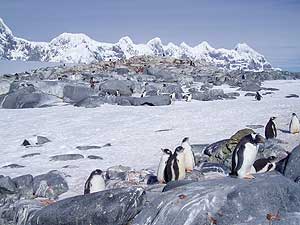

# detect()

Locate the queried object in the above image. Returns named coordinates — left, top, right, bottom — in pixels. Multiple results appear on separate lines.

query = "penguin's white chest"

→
left=238, top=143, right=258, bottom=177
left=182, top=144, right=195, bottom=171
left=89, top=176, right=105, bottom=193
left=290, top=117, right=300, bottom=133
left=177, top=154, right=186, bottom=180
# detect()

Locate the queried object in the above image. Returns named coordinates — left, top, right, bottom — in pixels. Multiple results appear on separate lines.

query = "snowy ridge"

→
left=0, top=18, right=272, bottom=71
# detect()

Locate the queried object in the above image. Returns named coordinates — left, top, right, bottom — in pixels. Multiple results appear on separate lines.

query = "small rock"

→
left=285, top=94, right=299, bottom=98
left=244, top=92, right=256, bottom=96
left=106, top=165, right=132, bottom=180
left=246, top=124, right=264, bottom=129
left=76, top=145, right=102, bottom=150
left=87, top=155, right=103, bottom=160
left=21, top=153, right=41, bottom=158
left=2, top=164, right=25, bottom=169
left=0, top=176, right=17, bottom=193
left=50, top=154, right=84, bottom=161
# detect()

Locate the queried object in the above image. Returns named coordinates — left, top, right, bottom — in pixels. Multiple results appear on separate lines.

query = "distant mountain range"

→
left=0, top=18, right=272, bottom=71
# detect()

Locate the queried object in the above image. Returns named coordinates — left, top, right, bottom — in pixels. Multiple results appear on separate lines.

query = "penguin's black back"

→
left=265, top=119, right=276, bottom=139
left=253, top=158, right=270, bottom=172
left=84, top=175, right=92, bottom=194
left=164, top=154, right=174, bottom=183
left=173, top=153, right=179, bottom=180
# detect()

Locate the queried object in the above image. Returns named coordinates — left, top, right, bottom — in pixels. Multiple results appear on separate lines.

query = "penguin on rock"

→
left=84, top=169, right=105, bottom=194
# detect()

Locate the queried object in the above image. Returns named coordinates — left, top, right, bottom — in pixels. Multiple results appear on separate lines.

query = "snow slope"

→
left=0, top=18, right=272, bottom=71
left=1, top=80, right=300, bottom=197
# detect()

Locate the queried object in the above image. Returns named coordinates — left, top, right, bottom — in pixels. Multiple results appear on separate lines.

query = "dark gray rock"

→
left=161, top=84, right=183, bottom=99
left=162, top=180, right=196, bottom=192
left=284, top=145, right=300, bottom=181
left=262, top=91, right=273, bottom=95
left=106, top=165, right=132, bottom=180
left=246, top=124, right=264, bottom=129
left=2, top=164, right=25, bottom=169
left=285, top=94, right=299, bottom=98
left=99, top=80, right=134, bottom=96
left=13, top=199, right=44, bottom=225
left=192, top=89, right=225, bottom=101
left=63, top=85, right=96, bottom=103
left=30, top=187, right=145, bottom=225
left=21, top=153, right=41, bottom=158
left=33, top=170, right=68, bottom=199
left=12, top=174, right=33, bottom=197
left=225, top=92, right=240, bottom=97
left=76, top=145, right=102, bottom=150
left=133, top=173, right=300, bottom=225
left=87, top=155, right=103, bottom=160
left=74, top=96, right=105, bottom=108
left=36, top=136, right=51, bottom=145
left=1, top=86, right=59, bottom=109
left=134, top=95, right=171, bottom=106
left=244, top=92, right=256, bottom=96
left=262, top=87, right=279, bottom=91
left=0, top=176, right=17, bottom=193
left=114, top=67, right=129, bottom=75
left=195, top=162, right=230, bottom=176
left=50, top=154, right=84, bottom=161
left=203, top=139, right=228, bottom=157
left=191, top=144, right=210, bottom=165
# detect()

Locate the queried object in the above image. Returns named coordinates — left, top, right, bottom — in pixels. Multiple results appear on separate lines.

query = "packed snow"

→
left=1, top=80, right=300, bottom=198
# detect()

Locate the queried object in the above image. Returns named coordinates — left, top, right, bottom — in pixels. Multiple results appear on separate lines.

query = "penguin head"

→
left=91, top=169, right=103, bottom=176
left=270, top=116, right=276, bottom=121
left=252, top=133, right=265, bottom=144
left=161, top=148, right=172, bottom=155
left=175, top=146, right=184, bottom=154
left=292, top=113, right=297, bottom=117
left=182, top=137, right=190, bottom=144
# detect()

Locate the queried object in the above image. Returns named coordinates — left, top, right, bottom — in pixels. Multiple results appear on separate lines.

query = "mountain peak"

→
left=0, top=18, right=13, bottom=35
left=147, top=37, right=162, bottom=45
left=235, top=43, right=254, bottom=53
left=118, top=36, right=134, bottom=45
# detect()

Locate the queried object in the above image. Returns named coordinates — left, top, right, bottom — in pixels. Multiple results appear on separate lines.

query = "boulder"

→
left=284, top=145, right=300, bottom=181
left=12, top=174, right=34, bottom=198
left=133, top=173, right=300, bottom=225
left=74, top=96, right=105, bottom=108
left=33, top=170, right=68, bottom=199
left=238, top=82, right=261, bottom=92
left=0, top=176, right=17, bottom=194
left=63, top=85, right=96, bottom=103
left=1, top=87, right=60, bottom=109
left=13, top=199, right=44, bottom=225
left=30, top=187, right=145, bottom=225
left=106, top=165, right=132, bottom=180
left=99, top=80, right=134, bottom=96
left=205, top=129, right=255, bottom=168
left=133, top=95, right=171, bottom=106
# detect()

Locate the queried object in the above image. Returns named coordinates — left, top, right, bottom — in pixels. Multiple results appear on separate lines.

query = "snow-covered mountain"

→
left=0, top=18, right=272, bottom=71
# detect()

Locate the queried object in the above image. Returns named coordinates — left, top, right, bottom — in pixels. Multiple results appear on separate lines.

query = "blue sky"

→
left=0, top=0, right=299, bottom=71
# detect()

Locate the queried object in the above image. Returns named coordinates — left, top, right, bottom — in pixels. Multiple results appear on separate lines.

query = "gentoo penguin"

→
left=116, top=90, right=121, bottom=97
left=156, top=89, right=160, bottom=96
left=157, top=148, right=172, bottom=183
left=141, top=90, right=146, bottom=98
left=230, top=133, right=265, bottom=179
left=250, top=156, right=276, bottom=174
left=265, top=117, right=277, bottom=139
left=164, top=146, right=186, bottom=183
left=255, top=91, right=262, bottom=101
left=170, top=93, right=176, bottom=101
left=289, top=113, right=300, bottom=134
left=181, top=137, right=195, bottom=172
left=84, top=169, right=105, bottom=194
left=185, top=93, right=192, bottom=102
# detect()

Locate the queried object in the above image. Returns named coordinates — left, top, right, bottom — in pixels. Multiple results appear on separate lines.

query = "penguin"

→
left=84, top=169, right=105, bottom=194
left=230, top=133, right=265, bottom=179
left=141, top=90, right=146, bottom=98
left=157, top=148, right=172, bottom=183
left=170, top=93, right=176, bottom=101
left=181, top=137, right=195, bottom=172
left=156, top=89, right=160, bottom=96
left=185, top=93, right=192, bottom=102
left=116, top=90, right=121, bottom=97
left=255, top=91, right=262, bottom=101
left=250, top=156, right=276, bottom=174
left=265, top=117, right=277, bottom=139
left=163, top=146, right=186, bottom=183
left=289, top=113, right=300, bottom=134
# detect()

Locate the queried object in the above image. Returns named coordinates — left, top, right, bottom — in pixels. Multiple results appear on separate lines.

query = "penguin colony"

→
left=84, top=112, right=300, bottom=193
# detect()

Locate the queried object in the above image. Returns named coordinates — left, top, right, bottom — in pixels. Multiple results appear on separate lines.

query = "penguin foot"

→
left=186, top=169, right=193, bottom=173
left=243, top=174, right=255, bottom=179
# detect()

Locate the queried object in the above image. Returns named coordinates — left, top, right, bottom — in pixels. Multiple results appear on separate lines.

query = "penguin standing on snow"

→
left=170, top=93, right=176, bottom=101
left=231, top=133, right=265, bottom=179
left=84, top=169, right=105, bottom=194
left=141, top=90, right=146, bottom=98
left=164, top=146, right=186, bottom=183
left=181, top=137, right=195, bottom=172
left=185, top=93, right=192, bottom=102
left=289, top=113, right=300, bottom=134
left=265, top=117, right=277, bottom=139
left=255, top=92, right=262, bottom=101
left=157, top=148, right=172, bottom=183
left=250, top=156, right=276, bottom=174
